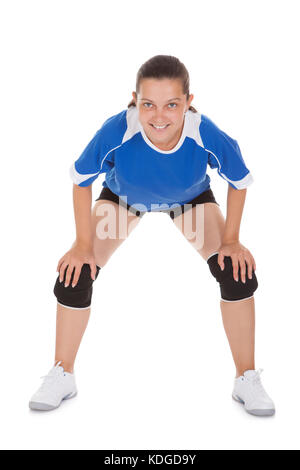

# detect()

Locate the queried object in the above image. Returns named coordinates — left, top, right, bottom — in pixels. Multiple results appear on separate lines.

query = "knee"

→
left=53, top=264, right=101, bottom=309
left=207, top=253, right=258, bottom=302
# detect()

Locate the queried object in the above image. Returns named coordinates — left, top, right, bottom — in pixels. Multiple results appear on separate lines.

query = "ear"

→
left=132, top=91, right=137, bottom=104
left=186, top=93, right=194, bottom=110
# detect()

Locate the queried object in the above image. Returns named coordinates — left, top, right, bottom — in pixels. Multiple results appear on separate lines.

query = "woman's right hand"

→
left=56, top=241, right=97, bottom=288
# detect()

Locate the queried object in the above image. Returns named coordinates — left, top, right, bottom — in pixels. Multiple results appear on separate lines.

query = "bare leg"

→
left=55, top=304, right=91, bottom=373
left=54, top=200, right=142, bottom=373
left=220, top=297, right=255, bottom=377
left=172, top=203, right=256, bottom=377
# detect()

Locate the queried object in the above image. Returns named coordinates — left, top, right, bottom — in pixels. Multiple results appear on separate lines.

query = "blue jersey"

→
left=70, top=106, right=253, bottom=212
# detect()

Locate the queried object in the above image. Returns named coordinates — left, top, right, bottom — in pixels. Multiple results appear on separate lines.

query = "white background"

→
left=1, top=0, right=299, bottom=450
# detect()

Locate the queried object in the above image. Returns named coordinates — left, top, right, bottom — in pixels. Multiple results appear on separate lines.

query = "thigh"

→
left=91, top=199, right=142, bottom=267
left=172, top=202, right=225, bottom=260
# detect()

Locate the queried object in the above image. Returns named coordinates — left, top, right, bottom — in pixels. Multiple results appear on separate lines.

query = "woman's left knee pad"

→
left=53, top=264, right=101, bottom=309
left=207, top=253, right=258, bottom=302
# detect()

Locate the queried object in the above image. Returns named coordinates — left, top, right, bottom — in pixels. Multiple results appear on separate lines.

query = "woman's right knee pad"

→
left=53, top=264, right=101, bottom=309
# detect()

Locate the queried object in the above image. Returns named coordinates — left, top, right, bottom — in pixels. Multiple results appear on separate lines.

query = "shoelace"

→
left=245, top=368, right=268, bottom=397
left=39, top=361, right=65, bottom=392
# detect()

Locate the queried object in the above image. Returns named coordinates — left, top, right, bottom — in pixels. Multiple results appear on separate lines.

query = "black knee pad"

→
left=207, top=253, right=258, bottom=301
left=53, top=264, right=101, bottom=309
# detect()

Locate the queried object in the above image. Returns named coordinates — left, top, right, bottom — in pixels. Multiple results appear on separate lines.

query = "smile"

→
left=150, top=124, right=170, bottom=130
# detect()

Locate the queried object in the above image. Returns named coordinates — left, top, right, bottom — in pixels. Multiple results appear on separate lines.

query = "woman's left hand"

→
left=217, top=240, right=256, bottom=283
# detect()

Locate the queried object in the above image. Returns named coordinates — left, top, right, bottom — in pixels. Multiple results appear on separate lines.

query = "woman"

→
left=29, top=55, right=275, bottom=416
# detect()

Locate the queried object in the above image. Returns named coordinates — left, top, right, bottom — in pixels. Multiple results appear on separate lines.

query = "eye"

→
left=143, top=102, right=153, bottom=108
left=168, top=103, right=177, bottom=108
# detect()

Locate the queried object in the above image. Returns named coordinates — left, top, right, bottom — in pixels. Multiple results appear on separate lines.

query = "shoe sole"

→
left=232, top=394, right=275, bottom=417
left=29, top=391, right=77, bottom=411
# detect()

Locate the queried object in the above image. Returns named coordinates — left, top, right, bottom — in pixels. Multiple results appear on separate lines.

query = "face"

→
left=132, top=78, right=194, bottom=151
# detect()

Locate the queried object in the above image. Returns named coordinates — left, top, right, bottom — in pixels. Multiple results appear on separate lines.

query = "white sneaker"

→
left=232, top=369, right=275, bottom=416
left=29, top=361, right=77, bottom=411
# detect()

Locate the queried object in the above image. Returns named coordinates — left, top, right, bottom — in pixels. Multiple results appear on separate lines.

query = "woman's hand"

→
left=56, top=241, right=97, bottom=288
left=217, top=240, right=256, bottom=283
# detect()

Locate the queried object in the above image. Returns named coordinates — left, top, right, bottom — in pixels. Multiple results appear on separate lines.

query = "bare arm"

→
left=72, top=184, right=93, bottom=249
left=218, top=184, right=256, bottom=282
left=56, top=184, right=96, bottom=287
left=222, top=185, right=247, bottom=243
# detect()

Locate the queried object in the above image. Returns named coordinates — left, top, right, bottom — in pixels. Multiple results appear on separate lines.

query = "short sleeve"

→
left=200, top=115, right=254, bottom=190
left=69, top=127, right=114, bottom=187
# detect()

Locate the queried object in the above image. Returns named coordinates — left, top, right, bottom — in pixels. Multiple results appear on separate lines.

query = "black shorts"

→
left=95, top=186, right=219, bottom=220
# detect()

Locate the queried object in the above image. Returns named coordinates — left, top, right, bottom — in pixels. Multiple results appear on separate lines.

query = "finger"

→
left=56, top=257, right=65, bottom=273
left=71, top=264, right=82, bottom=288
left=245, top=257, right=253, bottom=279
left=59, top=262, right=68, bottom=283
left=232, top=255, right=239, bottom=282
left=90, top=262, right=97, bottom=281
left=218, top=253, right=224, bottom=271
left=239, top=256, right=246, bottom=283
left=64, top=265, right=75, bottom=288
left=249, top=255, right=256, bottom=272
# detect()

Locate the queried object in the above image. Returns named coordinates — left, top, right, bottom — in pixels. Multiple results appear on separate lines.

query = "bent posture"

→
left=29, top=55, right=275, bottom=416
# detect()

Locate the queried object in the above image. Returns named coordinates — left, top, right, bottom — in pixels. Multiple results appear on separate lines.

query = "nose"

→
left=152, top=109, right=168, bottom=123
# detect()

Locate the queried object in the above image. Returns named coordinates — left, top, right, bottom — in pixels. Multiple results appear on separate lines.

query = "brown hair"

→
left=127, top=55, right=198, bottom=113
